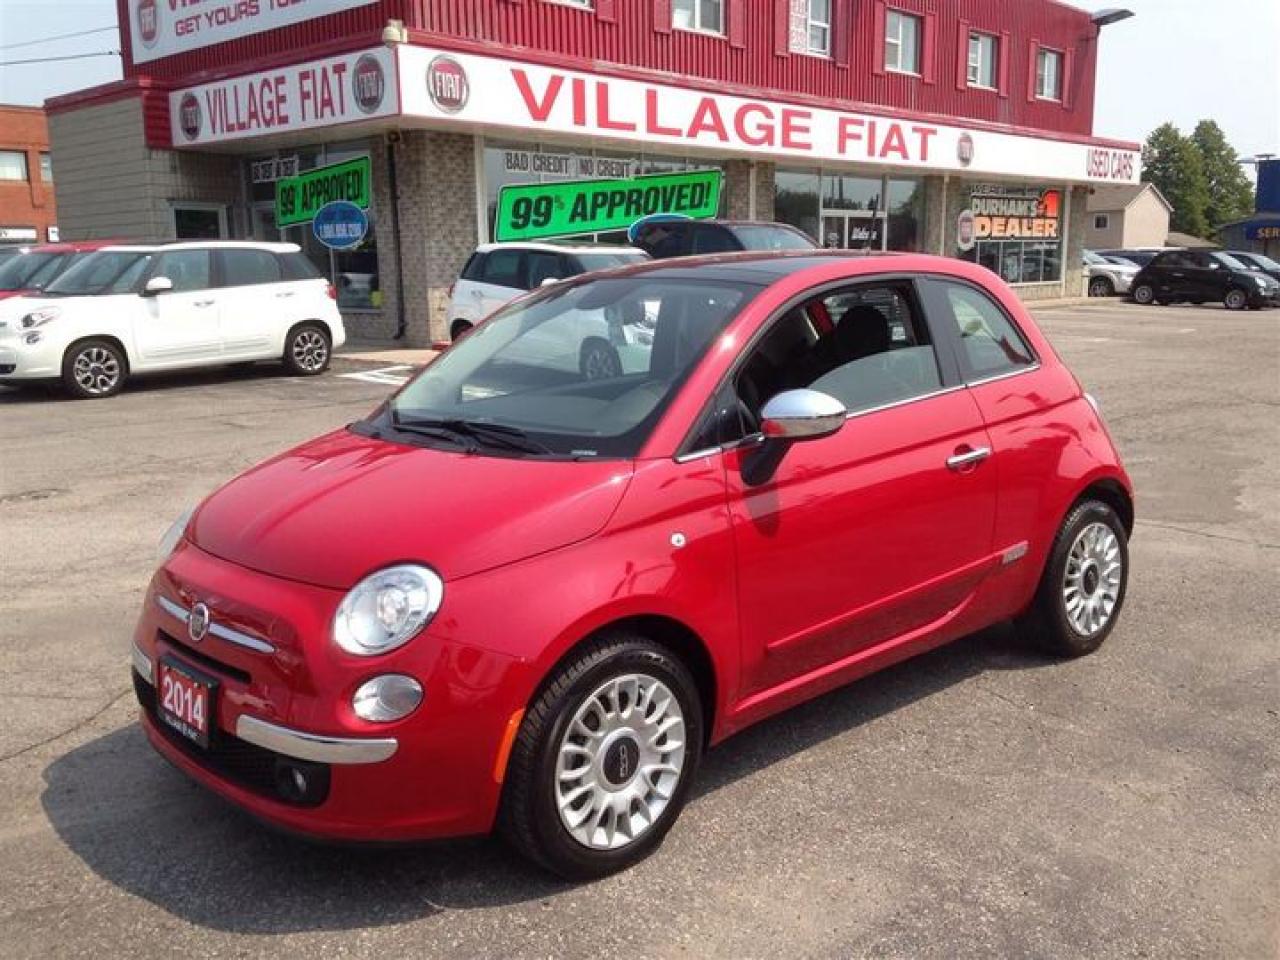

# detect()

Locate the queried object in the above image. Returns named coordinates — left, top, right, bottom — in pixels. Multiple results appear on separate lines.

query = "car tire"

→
left=1088, top=276, right=1114, bottom=298
left=1017, top=499, right=1129, bottom=658
left=61, top=339, right=127, bottom=399
left=579, top=337, right=623, bottom=380
left=1131, top=283, right=1156, bottom=305
left=450, top=319, right=474, bottom=342
left=282, top=323, right=331, bottom=376
left=499, top=631, right=704, bottom=881
left=1223, top=288, right=1249, bottom=311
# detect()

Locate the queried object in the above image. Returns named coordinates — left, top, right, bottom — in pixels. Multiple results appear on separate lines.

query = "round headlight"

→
left=352, top=674, right=424, bottom=722
left=332, top=564, right=443, bottom=656
left=158, top=507, right=195, bottom=562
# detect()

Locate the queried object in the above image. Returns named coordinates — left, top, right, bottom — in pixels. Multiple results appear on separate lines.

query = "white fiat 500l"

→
left=0, top=241, right=345, bottom=398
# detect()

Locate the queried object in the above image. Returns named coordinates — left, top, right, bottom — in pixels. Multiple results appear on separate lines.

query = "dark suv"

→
left=1130, top=249, right=1280, bottom=310
left=632, top=219, right=816, bottom=258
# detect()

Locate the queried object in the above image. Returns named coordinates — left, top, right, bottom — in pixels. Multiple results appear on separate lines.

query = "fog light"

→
left=352, top=674, right=423, bottom=723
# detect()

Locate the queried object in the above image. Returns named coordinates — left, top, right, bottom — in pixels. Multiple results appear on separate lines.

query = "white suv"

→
left=0, top=241, right=345, bottom=399
left=447, top=242, right=648, bottom=341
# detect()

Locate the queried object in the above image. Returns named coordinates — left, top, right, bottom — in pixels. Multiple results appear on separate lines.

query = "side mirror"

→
left=143, top=276, right=174, bottom=296
left=539, top=276, right=561, bottom=288
left=743, top=389, right=847, bottom=486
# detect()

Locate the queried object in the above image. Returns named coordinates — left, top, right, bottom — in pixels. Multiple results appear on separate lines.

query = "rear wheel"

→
left=450, top=319, right=474, bottom=341
left=1088, top=276, right=1114, bottom=298
left=61, top=339, right=127, bottom=399
left=1017, top=500, right=1129, bottom=658
left=499, top=632, right=703, bottom=880
left=579, top=337, right=623, bottom=380
left=1131, top=283, right=1156, bottom=305
left=1223, top=288, right=1249, bottom=311
left=283, top=324, right=331, bottom=376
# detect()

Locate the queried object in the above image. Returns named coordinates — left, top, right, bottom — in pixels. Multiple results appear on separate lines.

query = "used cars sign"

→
left=494, top=169, right=722, bottom=242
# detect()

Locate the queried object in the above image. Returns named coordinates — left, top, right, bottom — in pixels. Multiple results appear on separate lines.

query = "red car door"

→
left=718, top=278, right=1000, bottom=697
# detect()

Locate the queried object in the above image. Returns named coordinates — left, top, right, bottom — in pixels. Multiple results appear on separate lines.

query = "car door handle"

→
left=193, top=300, right=216, bottom=308
left=275, top=291, right=296, bottom=298
left=947, top=446, right=991, bottom=471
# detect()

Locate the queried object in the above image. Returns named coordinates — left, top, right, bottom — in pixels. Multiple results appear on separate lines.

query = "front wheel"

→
left=1223, top=288, right=1249, bottom=311
left=450, top=319, right=474, bottom=342
left=1017, top=500, right=1129, bottom=658
left=61, top=339, right=127, bottom=399
left=1131, top=283, right=1156, bottom=305
left=283, top=324, right=331, bottom=376
left=579, top=337, right=623, bottom=380
left=499, top=633, right=703, bottom=880
left=1088, top=276, right=1114, bottom=298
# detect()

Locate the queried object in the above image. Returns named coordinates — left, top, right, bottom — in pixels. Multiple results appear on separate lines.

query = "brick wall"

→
left=0, top=106, right=56, bottom=244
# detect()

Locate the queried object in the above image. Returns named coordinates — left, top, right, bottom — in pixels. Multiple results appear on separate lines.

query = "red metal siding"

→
left=116, top=0, right=1100, bottom=137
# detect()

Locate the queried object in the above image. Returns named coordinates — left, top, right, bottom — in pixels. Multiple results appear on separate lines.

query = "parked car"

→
left=1083, top=249, right=1140, bottom=297
left=0, top=240, right=116, bottom=301
left=0, top=241, right=344, bottom=398
left=1224, top=250, right=1280, bottom=284
left=632, top=218, right=817, bottom=260
left=1130, top=249, right=1280, bottom=310
left=1097, top=248, right=1164, bottom=268
left=448, top=242, right=649, bottom=341
left=133, top=251, right=1133, bottom=879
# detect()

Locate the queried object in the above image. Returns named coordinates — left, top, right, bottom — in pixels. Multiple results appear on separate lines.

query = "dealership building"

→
left=47, top=0, right=1141, bottom=346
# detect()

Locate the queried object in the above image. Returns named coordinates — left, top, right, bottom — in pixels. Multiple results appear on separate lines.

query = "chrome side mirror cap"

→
left=143, top=276, right=174, bottom=296
left=759, top=389, right=847, bottom=441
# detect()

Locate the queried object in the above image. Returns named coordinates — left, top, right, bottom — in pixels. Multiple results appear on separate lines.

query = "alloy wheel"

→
left=1225, top=289, right=1247, bottom=311
left=1062, top=521, right=1123, bottom=636
left=292, top=329, right=328, bottom=372
left=73, top=346, right=122, bottom=396
left=555, top=672, right=687, bottom=851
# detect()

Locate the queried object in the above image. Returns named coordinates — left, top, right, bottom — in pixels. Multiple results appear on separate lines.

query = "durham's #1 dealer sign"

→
left=129, top=0, right=377, bottom=64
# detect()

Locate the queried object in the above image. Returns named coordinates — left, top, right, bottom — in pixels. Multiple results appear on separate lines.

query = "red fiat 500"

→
left=132, top=252, right=1133, bottom=879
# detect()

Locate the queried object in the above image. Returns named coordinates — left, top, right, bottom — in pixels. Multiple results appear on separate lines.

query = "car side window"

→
left=481, top=249, right=523, bottom=289
left=153, top=250, right=211, bottom=293
left=691, top=226, right=738, bottom=255
left=938, top=282, right=1036, bottom=381
left=460, top=252, right=484, bottom=281
left=638, top=222, right=690, bottom=259
left=218, top=249, right=284, bottom=287
left=526, top=251, right=568, bottom=288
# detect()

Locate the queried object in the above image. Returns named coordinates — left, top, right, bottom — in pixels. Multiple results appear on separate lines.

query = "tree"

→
left=1190, top=120, right=1255, bottom=233
left=1143, top=123, right=1211, bottom=238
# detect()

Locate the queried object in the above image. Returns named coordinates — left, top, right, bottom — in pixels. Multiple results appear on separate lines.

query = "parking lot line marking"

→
left=340, top=365, right=414, bottom=386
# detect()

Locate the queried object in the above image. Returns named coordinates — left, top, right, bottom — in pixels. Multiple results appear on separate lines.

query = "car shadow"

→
left=41, top=622, right=1049, bottom=934
left=0, top=364, right=316, bottom=404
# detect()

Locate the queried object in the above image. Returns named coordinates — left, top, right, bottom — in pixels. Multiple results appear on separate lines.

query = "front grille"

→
left=159, top=628, right=252, bottom=684
left=134, top=670, right=331, bottom=808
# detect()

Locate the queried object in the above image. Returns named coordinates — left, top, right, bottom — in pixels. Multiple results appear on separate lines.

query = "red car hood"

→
left=189, top=429, right=634, bottom=589
left=0, top=289, right=33, bottom=300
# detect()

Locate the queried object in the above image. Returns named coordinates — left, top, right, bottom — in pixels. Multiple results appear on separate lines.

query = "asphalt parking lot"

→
left=0, top=300, right=1276, bottom=959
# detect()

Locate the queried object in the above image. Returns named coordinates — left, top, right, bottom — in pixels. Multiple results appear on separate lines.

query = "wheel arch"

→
left=1072, top=477, right=1134, bottom=537
left=63, top=334, right=132, bottom=374
left=286, top=318, right=333, bottom=343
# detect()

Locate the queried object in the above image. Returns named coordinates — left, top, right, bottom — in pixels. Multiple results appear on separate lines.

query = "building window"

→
left=1036, top=48, right=1063, bottom=100
left=544, top=0, right=592, bottom=7
left=1093, top=214, right=1109, bottom=230
left=674, top=0, right=723, bottom=34
left=0, top=151, right=28, bottom=181
left=39, top=152, right=53, bottom=183
left=807, top=0, right=831, bottom=55
left=884, top=10, right=922, bottom=75
left=968, top=32, right=997, bottom=88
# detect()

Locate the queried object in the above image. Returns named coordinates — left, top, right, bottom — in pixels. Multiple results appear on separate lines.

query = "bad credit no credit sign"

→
left=495, top=169, right=722, bottom=241
left=276, top=156, right=371, bottom=228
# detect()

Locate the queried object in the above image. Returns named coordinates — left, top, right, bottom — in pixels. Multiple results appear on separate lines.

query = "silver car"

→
left=1084, top=249, right=1140, bottom=297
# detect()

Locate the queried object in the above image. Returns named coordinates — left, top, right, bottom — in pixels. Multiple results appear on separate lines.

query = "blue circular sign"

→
left=627, top=212, right=691, bottom=244
left=313, top=200, right=369, bottom=250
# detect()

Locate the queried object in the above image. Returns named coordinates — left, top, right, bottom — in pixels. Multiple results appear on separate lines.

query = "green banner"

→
left=495, top=169, right=723, bottom=242
left=275, top=156, right=371, bottom=228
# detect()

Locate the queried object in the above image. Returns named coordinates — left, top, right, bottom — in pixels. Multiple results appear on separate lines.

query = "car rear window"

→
left=219, top=248, right=284, bottom=286
left=728, top=225, right=817, bottom=251
left=281, top=251, right=323, bottom=281
left=481, top=249, right=524, bottom=288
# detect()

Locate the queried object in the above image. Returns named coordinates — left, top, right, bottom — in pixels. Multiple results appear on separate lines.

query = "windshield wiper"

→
left=393, top=415, right=553, bottom=455
left=388, top=411, right=479, bottom=452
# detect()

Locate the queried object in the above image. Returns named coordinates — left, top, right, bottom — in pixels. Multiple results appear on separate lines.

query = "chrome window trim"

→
left=235, top=715, right=398, bottom=765
left=132, top=643, right=154, bottom=685
left=154, top=593, right=276, bottom=654
left=965, top=362, right=1042, bottom=388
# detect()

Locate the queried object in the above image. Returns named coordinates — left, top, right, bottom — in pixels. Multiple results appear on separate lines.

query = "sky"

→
left=0, top=0, right=1277, bottom=161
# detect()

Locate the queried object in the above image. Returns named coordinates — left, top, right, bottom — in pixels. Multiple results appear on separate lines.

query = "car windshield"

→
left=1241, top=253, right=1280, bottom=271
left=1083, top=250, right=1105, bottom=265
left=1214, top=253, right=1248, bottom=270
left=574, top=252, right=649, bottom=271
left=0, top=252, right=62, bottom=291
left=728, top=225, right=817, bottom=251
left=383, top=275, right=759, bottom=458
left=43, top=251, right=154, bottom=296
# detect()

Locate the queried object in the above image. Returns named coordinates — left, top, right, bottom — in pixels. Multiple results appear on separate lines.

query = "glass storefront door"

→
left=779, top=169, right=924, bottom=252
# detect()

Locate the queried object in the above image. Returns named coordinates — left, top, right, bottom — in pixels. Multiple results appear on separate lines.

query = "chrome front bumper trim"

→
left=235, top=715, right=398, bottom=765
left=155, top=593, right=276, bottom=654
left=132, top=643, right=154, bottom=684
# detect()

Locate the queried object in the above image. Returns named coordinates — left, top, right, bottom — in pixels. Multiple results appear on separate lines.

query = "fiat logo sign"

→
left=957, top=133, right=975, bottom=167
left=136, top=0, right=159, bottom=48
left=178, top=93, right=202, bottom=141
left=427, top=56, right=469, bottom=114
left=188, top=602, right=210, bottom=643
left=352, top=54, right=386, bottom=115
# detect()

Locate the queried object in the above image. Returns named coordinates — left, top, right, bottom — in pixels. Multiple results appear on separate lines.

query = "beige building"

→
left=1085, top=183, right=1172, bottom=250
